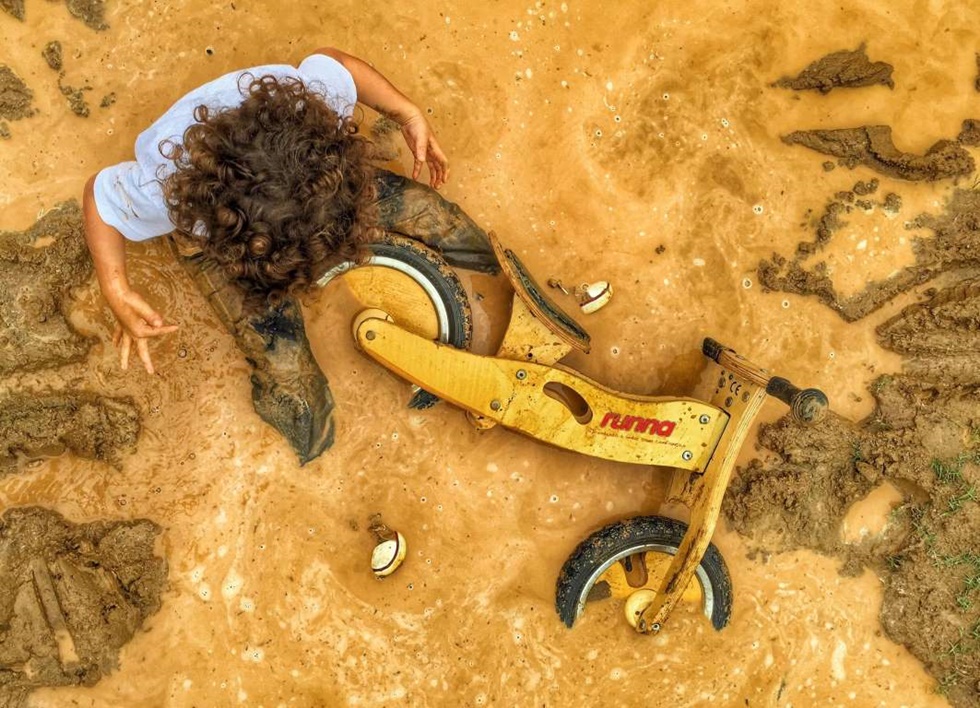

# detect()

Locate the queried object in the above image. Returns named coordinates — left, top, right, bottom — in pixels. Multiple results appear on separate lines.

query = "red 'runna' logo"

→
left=599, top=413, right=676, bottom=437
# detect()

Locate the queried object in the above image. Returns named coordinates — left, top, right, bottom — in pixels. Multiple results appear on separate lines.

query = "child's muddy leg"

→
left=169, top=239, right=335, bottom=464
left=374, top=169, right=499, bottom=273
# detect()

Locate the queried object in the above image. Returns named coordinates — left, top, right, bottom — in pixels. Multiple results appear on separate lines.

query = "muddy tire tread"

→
left=555, top=515, right=733, bottom=630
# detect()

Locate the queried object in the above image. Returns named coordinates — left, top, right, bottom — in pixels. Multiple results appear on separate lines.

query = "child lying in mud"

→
left=82, top=47, right=497, bottom=463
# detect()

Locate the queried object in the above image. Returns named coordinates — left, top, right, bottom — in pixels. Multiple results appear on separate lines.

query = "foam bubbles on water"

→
left=752, top=204, right=764, bottom=215
left=742, top=277, right=752, bottom=289
left=549, top=494, right=559, bottom=503
left=222, top=570, right=243, bottom=599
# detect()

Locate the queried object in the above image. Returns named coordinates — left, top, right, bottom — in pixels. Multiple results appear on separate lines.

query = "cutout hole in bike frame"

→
left=543, top=382, right=593, bottom=424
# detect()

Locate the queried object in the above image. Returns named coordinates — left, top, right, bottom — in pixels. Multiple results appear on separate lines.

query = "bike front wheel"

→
left=555, top=515, right=733, bottom=631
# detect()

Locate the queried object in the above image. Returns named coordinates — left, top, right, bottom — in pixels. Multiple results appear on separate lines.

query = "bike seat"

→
left=488, top=231, right=591, bottom=353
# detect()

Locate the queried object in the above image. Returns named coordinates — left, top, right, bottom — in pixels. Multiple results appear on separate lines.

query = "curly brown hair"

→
left=162, top=74, right=379, bottom=309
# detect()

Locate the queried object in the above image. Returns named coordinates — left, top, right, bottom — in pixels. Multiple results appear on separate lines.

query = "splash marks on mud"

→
left=782, top=125, right=975, bottom=182
left=773, top=44, right=894, bottom=94
left=0, top=392, right=140, bottom=473
left=0, top=507, right=167, bottom=708
left=0, top=201, right=94, bottom=375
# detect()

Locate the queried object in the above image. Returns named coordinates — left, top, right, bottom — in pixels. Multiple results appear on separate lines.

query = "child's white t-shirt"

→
left=93, top=54, right=357, bottom=242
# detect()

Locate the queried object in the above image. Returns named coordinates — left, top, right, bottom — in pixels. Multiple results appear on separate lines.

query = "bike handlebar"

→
left=702, top=338, right=829, bottom=424
left=764, top=376, right=829, bottom=423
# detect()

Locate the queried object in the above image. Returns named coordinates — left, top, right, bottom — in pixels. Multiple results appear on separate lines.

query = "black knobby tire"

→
left=363, top=239, right=473, bottom=409
left=555, top=515, right=733, bottom=631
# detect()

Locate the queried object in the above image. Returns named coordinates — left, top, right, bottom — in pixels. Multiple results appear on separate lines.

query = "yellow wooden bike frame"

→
left=349, top=232, right=818, bottom=633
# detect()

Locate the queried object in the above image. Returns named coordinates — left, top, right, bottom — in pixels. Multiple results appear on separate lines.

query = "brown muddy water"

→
left=3, top=0, right=980, bottom=706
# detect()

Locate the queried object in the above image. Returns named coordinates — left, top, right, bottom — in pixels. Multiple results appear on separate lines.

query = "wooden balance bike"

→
left=319, top=232, right=828, bottom=633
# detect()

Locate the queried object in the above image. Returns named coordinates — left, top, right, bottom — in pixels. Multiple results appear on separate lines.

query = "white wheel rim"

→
left=574, top=543, right=716, bottom=623
left=317, top=255, right=453, bottom=343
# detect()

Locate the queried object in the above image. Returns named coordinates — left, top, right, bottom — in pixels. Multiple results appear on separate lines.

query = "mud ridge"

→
left=782, top=125, right=975, bottom=181
left=0, top=507, right=167, bottom=708
left=773, top=44, right=894, bottom=94
left=0, top=391, right=140, bottom=473
left=758, top=185, right=980, bottom=322
left=0, top=200, right=95, bottom=375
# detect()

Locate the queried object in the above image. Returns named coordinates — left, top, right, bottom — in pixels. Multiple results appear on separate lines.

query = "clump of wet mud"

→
left=0, top=0, right=23, bottom=20
left=65, top=0, right=108, bottom=30
left=0, top=200, right=95, bottom=374
left=57, top=75, right=91, bottom=117
left=0, top=65, right=35, bottom=120
left=99, top=91, right=115, bottom=108
left=0, top=391, right=140, bottom=473
left=728, top=372, right=980, bottom=705
left=782, top=126, right=975, bottom=181
left=42, top=41, right=63, bottom=71
left=1, top=0, right=107, bottom=29
left=758, top=183, right=980, bottom=322
left=957, top=118, right=980, bottom=147
left=0, top=506, right=167, bottom=708
left=773, top=44, right=894, bottom=94
left=0, top=64, right=34, bottom=140
left=736, top=183, right=980, bottom=706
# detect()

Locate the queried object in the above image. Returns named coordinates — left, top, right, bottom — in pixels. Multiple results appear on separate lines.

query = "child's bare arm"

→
left=313, top=47, right=450, bottom=189
left=83, top=175, right=178, bottom=373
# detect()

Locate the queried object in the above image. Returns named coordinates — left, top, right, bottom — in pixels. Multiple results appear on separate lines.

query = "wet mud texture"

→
left=0, top=66, right=34, bottom=130
left=0, top=507, right=166, bottom=708
left=758, top=184, right=980, bottom=322
left=2, top=0, right=107, bottom=29
left=0, top=201, right=94, bottom=375
left=736, top=201, right=980, bottom=706
left=773, top=44, right=894, bottom=93
left=41, top=42, right=63, bottom=72
left=957, top=118, right=980, bottom=147
left=782, top=125, right=975, bottom=181
left=57, top=76, right=90, bottom=117
left=0, top=0, right=22, bottom=20
left=0, top=392, right=140, bottom=474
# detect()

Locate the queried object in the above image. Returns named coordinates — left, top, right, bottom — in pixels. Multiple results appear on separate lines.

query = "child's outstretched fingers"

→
left=136, top=337, right=155, bottom=375
left=429, top=143, right=449, bottom=188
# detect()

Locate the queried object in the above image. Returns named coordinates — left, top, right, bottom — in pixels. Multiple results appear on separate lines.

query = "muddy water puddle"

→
left=4, top=0, right=980, bottom=705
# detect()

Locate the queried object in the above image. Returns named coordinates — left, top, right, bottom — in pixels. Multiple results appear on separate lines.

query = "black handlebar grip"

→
left=766, top=376, right=829, bottom=424
left=702, top=337, right=724, bottom=363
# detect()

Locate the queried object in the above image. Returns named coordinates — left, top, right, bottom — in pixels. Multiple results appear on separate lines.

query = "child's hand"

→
left=105, top=288, right=179, bottom=374
left=400, top=112, right=450, bottom=189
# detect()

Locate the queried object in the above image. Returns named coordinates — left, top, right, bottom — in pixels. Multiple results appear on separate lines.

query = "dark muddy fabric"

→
left=374, top=170, right=499, bottom=274
left=171, top=170, right=496, bottom=464
left=171, top=247, right=336, bottom=465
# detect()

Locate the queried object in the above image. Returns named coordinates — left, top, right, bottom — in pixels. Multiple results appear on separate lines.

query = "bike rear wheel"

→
left=318, top=237, right=472, bottom=408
